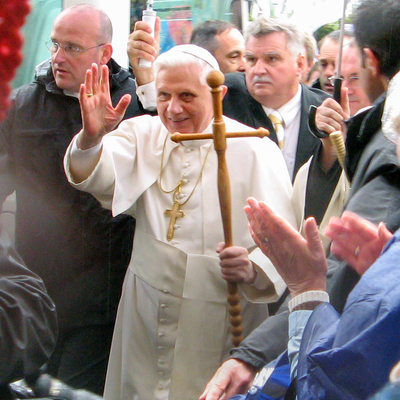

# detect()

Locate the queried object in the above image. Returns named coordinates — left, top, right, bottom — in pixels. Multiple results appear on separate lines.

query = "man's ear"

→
left=296, top=53, right=306, bottom=76
left=221, top=84, right=228, bottom=99
left=100, top=43, right=113, bottom=65
left=363, top=47, right=380, bottom=77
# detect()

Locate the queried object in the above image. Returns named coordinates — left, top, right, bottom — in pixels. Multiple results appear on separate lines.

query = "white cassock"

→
left=64, top=115, right=297, bottom=400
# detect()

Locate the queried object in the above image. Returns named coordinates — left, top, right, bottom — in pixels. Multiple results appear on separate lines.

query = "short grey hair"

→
left=244, top=16, right=305, bottom=60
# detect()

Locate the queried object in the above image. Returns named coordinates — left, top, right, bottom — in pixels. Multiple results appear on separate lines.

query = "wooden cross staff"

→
left=171, top=70, right=269, bottom=347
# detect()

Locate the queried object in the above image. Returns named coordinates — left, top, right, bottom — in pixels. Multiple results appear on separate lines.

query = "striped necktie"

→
left=268, top=113, right=285, bottom=149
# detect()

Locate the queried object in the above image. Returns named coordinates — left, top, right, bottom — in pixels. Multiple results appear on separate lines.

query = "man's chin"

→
left=54, top=79, right=78, bottom=94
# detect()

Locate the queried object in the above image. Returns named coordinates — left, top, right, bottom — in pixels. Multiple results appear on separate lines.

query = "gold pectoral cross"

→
left=165, top=183, right=185, bottom=241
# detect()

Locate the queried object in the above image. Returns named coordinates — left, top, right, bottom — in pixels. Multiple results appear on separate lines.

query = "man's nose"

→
left=167, top=97, right=183, bottom=113
left=342, top=78, right=354, bottom=93
left=237, top=56, right=246, bottom=72
left=252, top=59, right=266, bottom=75
left=52, top=46, right=67, bottom=63
left=325, top=63, right=335, bottom=77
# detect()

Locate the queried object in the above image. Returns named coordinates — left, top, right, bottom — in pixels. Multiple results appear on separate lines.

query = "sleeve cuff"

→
left=288, top=290, right=329, bottom=312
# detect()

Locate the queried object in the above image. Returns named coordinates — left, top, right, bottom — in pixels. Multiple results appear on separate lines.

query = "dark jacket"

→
left=0, top=229, right=57, bottom=386
left=230, top=94, right=400, bottom=369
left=297, top=231, right=400, bottom=400
left=222, top=72, right=330, bottom=178
left=0, top=58, right=150, bottom=330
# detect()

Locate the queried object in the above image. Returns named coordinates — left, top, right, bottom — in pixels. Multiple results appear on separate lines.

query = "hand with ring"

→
left=325, top=211, right=393, bottom=275
left=77, top=63, right=132, bottom=150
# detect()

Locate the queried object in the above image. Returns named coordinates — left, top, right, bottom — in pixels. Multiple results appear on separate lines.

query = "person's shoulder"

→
left=109, top=58, right=136, bottom=93
left=301, top=83, right=330, bottom=102
left=224, top=72, right=246, bottom=89
left=8, top=81, right=43, bottom=107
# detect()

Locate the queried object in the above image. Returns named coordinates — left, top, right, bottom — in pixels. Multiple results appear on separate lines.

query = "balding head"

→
left=50, top=5, right=113, bottom=93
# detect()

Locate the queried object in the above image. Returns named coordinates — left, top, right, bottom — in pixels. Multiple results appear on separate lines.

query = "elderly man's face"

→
left=50, top=9, right=108, bottom=93
left=340, top=45, right=371, bottom=116
left=156, top=63, right=214, bottom=134
left=244, top=32, right=303, bottom=109
left=214, top=28, right=246, bottom=73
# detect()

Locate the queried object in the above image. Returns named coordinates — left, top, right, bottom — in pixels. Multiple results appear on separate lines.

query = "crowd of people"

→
left=1, top=0, right=400, bottom=399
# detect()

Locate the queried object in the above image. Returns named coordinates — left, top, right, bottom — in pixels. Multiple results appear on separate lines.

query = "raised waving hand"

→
left=77, top=63, right=131, bottom=150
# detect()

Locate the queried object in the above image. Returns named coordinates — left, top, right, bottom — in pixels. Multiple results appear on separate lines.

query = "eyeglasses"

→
left=45, top=40, right=105, bottom=58
left=328, top=75, right=360, bottom=88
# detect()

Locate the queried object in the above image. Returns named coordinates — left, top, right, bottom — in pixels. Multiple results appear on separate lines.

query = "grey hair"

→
left=244, top=16, right=305, bottom=60
left=154, top=51, right=214, bottom=86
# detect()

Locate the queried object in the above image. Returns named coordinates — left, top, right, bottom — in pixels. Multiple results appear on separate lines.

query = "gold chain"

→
left=158, top=133, right=213, bottom=207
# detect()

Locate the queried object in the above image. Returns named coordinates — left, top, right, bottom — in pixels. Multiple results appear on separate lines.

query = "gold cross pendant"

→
left=164, top=183, right=185, bottom=241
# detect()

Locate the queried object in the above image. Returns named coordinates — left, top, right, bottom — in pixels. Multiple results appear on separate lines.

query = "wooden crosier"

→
left=171, top=70, right=269, bottom=346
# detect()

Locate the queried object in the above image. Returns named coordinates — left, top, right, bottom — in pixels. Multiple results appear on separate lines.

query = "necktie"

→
left=268, top=113, right=284, bottom=149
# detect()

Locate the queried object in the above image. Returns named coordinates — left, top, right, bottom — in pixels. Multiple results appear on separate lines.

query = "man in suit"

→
left=128, top=16, right=329, bottom=181
left=222, top=16, right=329, bottom=180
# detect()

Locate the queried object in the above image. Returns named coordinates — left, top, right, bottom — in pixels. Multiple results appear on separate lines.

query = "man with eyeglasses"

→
left=290, top=39, right=373, bottom=252
left=0, top=3, right=150, bottom=394
left=325, top=40, right=372, bottom=118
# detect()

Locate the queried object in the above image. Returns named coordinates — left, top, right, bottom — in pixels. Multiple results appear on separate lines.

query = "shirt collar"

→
left=263, top=84, right=302, bottom=127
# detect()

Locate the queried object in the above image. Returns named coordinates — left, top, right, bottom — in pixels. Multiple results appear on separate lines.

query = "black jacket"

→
left=0, top=58, right=150, bottom=330
left=230, top=94, right=400, bottom=368
left=222, top=72, right=330, bottom=179
left=0, top=230, right=57, bottom=386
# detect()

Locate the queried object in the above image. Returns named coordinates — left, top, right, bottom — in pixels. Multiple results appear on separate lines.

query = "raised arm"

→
left=128, top=18, right=161, bottom=86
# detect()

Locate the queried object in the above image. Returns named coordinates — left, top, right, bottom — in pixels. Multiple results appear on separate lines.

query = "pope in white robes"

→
left=64, top=45, right=297, bottom=400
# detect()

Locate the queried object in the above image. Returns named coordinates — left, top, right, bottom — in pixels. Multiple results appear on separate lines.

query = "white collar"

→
left=263, top=84, right=302, bottom=127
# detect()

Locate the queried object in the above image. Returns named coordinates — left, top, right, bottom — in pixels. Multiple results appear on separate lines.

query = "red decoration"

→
left=0, top=0, right=31, bottom=121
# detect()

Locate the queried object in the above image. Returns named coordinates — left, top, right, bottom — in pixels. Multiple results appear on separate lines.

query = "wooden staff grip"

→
left=207, top=70, right=244, bottom=346
left=329, top=131, right=346, bottom=171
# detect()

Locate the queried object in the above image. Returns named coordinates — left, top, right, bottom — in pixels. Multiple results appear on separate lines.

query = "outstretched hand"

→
left=78, top=63, right=131, bottom=150
left=325, top=211, right=393, bottom=275
left=245, top=197, right=327, bottom=297
left=199, top=358, right=256, bottom=400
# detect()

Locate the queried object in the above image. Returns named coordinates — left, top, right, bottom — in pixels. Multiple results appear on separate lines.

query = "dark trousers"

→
left=46, top=324, right=114, bottom=395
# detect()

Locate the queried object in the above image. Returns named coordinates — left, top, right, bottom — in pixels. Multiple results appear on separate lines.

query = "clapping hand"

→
left=325, top=211, right=393, bottom=275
